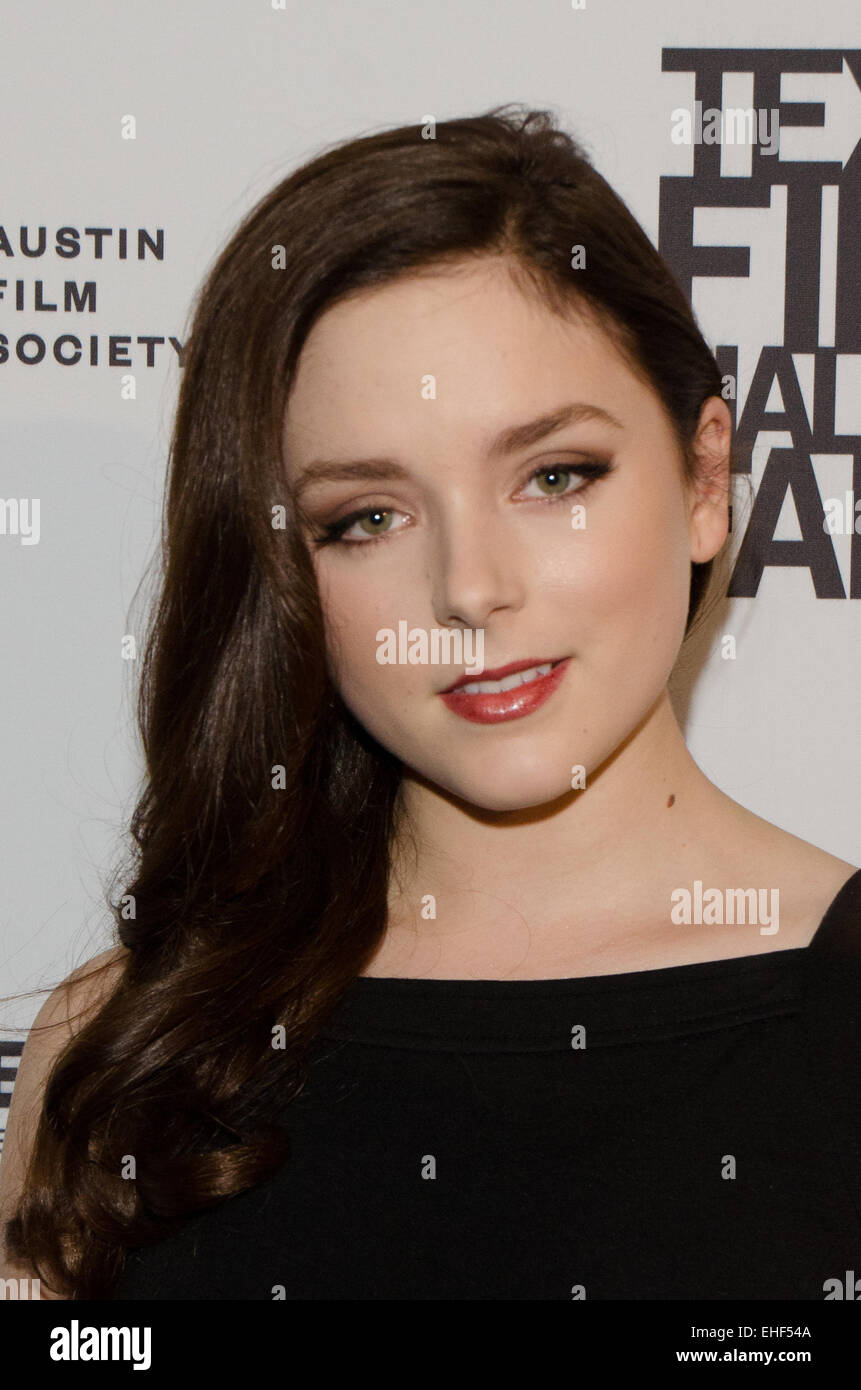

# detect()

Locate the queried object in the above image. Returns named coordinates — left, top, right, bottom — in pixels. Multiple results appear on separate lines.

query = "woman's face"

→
left=282, top=258, right=727, bottom=811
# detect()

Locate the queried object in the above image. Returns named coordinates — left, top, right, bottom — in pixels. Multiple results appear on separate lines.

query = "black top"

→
left=114, top=868, right=861, bottom=1300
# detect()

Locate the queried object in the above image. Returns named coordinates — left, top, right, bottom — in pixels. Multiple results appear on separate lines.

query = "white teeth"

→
left=457, top=662, right=554, bottom=695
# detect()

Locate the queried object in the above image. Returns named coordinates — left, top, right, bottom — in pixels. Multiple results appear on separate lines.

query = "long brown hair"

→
left=5, top=104, right=728, bottom=1297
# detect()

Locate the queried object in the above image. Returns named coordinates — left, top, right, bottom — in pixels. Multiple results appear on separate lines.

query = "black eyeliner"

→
left=310, top=458, right=615, bottom=549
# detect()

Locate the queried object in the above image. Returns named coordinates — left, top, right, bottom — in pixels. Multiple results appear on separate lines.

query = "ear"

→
left=686, top=396, right=732, bottom=564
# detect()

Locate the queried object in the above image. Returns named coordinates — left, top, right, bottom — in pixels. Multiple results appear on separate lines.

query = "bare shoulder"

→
left=740, top=811, right=856, bottom=888
left=722, top=801, right=858, bottom=942
left=0, top=944, right=130, bottom=1297
left=48, top=943, right=129, bottom=1023
left=783, top=843, right=859, bottom=940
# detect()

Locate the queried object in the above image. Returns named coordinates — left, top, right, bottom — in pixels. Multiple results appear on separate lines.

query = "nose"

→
left=430, top=505, right=527, bottom=631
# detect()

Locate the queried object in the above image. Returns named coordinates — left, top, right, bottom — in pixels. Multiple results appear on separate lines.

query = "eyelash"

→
left=310, top=460, right=614, bottom=550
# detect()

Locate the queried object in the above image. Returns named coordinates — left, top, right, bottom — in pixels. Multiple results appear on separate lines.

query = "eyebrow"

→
left=292, top=401, right=624, bottom=495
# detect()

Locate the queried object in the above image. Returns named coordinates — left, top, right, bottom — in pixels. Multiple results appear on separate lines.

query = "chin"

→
left=428, top=762, right=581, bottom=815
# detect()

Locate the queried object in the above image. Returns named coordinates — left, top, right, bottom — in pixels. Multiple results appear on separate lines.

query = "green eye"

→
left=525, top=459, right=613, bottom=498
left=356, top=508, right=395, bottom=533
left=533, top=468, right=574, bottom=495
left=311, top=458, right=614, bottom=550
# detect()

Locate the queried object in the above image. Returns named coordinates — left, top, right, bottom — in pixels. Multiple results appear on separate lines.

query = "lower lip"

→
left=439, top=658, right=571, bottom=724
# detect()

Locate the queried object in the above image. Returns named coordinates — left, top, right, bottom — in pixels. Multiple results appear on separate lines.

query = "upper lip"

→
left=440, top=657, right=566, bottom=694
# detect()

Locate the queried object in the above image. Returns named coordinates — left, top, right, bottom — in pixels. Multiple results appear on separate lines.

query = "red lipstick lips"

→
left=438, top=657, right=571, bottom=724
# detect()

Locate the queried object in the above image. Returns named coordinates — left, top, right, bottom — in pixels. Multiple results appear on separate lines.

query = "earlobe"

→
left=689, top=491, right=730, bottom=565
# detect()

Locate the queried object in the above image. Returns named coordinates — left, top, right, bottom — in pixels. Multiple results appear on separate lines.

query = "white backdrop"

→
left=2, top=0, right=859, bottom=1152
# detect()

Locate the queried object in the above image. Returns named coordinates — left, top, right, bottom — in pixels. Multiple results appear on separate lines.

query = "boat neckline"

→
left=348, top=867, right=861, bottom=993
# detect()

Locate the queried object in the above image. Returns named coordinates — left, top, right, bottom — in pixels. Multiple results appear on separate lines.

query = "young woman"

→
left=2, top=105, right=859, bottom=1301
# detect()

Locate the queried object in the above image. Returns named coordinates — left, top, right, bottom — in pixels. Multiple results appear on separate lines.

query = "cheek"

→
left=315, top=560, right=420, bottom=699
left=543, top=489, right=690, bottom=653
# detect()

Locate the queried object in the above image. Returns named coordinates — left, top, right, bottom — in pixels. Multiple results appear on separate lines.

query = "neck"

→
left=384, top=690, right=733, bottom=966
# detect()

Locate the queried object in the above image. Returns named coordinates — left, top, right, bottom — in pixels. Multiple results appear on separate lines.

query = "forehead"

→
left=282, top=259, right=655, bottom=459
